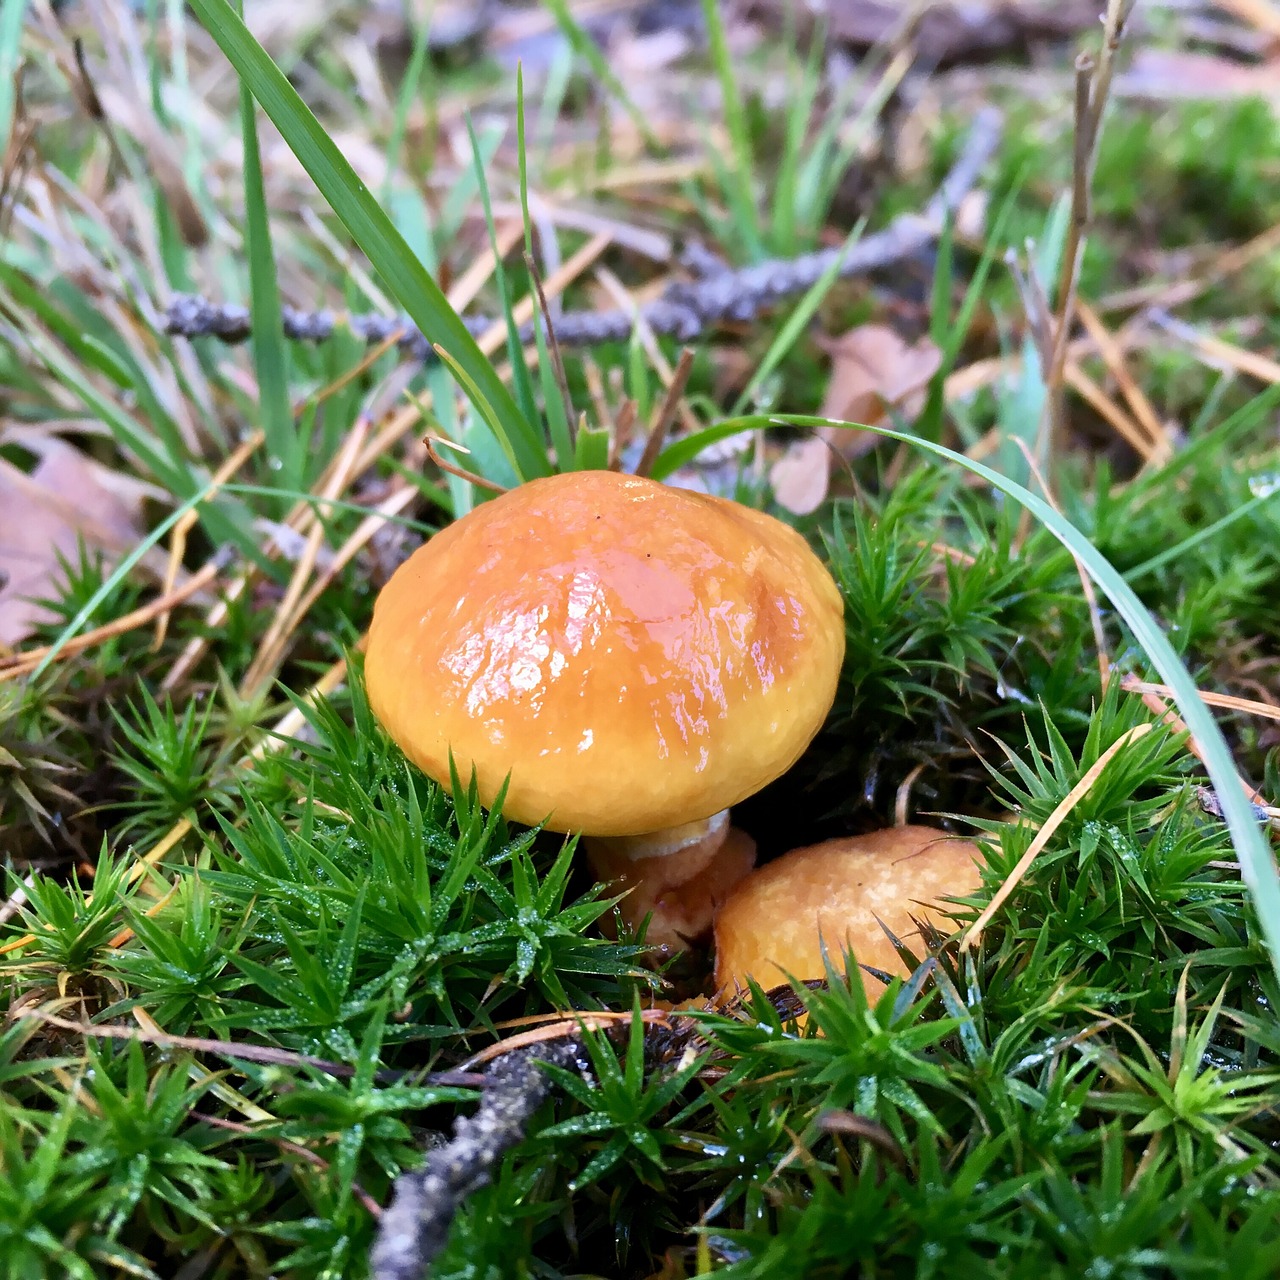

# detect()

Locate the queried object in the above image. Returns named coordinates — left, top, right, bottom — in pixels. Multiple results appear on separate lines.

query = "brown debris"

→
left=770, top=324, right=942, bottom=514
left=1117, top=48, right=1280, bottom=102
left=0, top=438, right=157, bottom=648
left=753, top=0, right=1104, bottom=70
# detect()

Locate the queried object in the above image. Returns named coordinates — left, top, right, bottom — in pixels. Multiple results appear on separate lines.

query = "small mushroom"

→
left=364, top=470, right=845, bottom=952
left=713, top=825, right=983, bottom=994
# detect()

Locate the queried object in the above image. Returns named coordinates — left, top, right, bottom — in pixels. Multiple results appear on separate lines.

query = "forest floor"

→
left=3, top=2, right=1280, bottom=1277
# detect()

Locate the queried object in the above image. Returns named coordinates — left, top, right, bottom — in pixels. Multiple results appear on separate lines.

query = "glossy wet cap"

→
left=364, top=470, right=845, bottom=835
left=713, top=826, right=983, bottom=992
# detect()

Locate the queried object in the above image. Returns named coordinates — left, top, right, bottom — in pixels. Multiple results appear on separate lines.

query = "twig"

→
left=1044, top=0, right=1138, bottom=461
left=1118, top=674, right=1267, bottom=807
left=1147, top=308, right=1280, bottom=386
left=164, top=111, right=1003, bottom=361
left=424, top=437, right=509, bottom=494
left=240, top=417, right=371, bottom=700
left=16, top=1008, right=484, bottom=1088
left=634, top=347, right=696, bottom=479
left=1074, top=300, right=1170, bottom=460
left=370, top=1040, right=583, bottom=1280
left=1119, top=676, right=1280, bottom=724
left=611, top=397, right=639, bottom=467
left=155, top=429, right=263, bottom=650
left=524, top=251, right=577, bottom=444
left=193, top=1112, right=385, bottom=1218
left=0, top=558, right=223, bottom=680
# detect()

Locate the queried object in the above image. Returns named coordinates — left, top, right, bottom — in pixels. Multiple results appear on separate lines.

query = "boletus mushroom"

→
left=364, top=469, right=845, bottom=953
left=713, top=825, right=983, bottom=993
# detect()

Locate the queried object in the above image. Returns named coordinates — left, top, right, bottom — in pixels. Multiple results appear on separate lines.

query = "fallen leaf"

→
left=0, top=439, right=151, bottom=647
left=770, top=324, right=941, bottom=514
left=754, top=0, right=1101, bottom=69
left=769, top=436, right=831, bottom=516
left=1118, top=49, right=1280, bottom=101
left=818, top=324, right=943, bottom=430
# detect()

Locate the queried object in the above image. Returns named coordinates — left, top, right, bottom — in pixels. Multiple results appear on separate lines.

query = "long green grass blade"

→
left=701, top=0, right=761, bottom=258
left=731, top=221, right=863, bottom=416
left=517, top=68, right=575, bottom=471
left=769, top=11, right=821, bottom=254
left=804, top=63, right=899, bottom=248
left=467, top=114, right=540, bottom=443
left=663, top=411, right=1280, bottom=987
left=1125, top=488, right=1280, bottom=583
left=383, top=1, right=434, bottom=201
left=543, top=0, right=659, bottom=152
left=917, top=185, right=1020, bottom=443
left=236, top=9, right=297, bottom=494
left=433, top=347, right=525, bottom=483
left=186, top=0, right=546, bottom=481
left=0, top=0, right=27, bottom=167
left=574, top=422, right=610, bottom=471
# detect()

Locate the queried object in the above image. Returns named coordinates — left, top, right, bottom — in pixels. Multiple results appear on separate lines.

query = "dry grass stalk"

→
left=963, top=723, right=1155, bottom=950
left=1045, top=0, right=1140, bottom=460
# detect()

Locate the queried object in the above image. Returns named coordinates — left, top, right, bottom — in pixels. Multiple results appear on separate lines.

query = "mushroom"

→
left=364, top=469, right=845, bottom=952
left=713, top=825, right=983, bottom=994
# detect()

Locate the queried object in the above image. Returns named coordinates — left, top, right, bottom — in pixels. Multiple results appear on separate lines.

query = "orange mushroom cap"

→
left=713, top=825, right=984, bottom=993
left=364, top=470, right=845, bottom=836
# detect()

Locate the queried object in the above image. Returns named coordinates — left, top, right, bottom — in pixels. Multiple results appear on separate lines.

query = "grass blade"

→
left=543, top=0, right=660, bottom=152
left=29, top=474, right=222, bottom=683
left=1124, top=488, right=1280, bottom=583
left=383, top=1, right=434, bottom=201
left=518, top=67, right=575, bottom=471
left=237, top=6, right=296, bottom=494
left=186, top=0, right=547, bottom=482
left=701, top=0, right=762, bottom=259
left=466, top=113, right=540, bottom=438
left=669, top=411, right=1280, bottom=987
left=574, top=422, right=610, bottom=471
left=0, top=0, right=27, bottom=166
left=433, top=347, right=525, bottom=483
left=731, top=221, right=864, bottom=416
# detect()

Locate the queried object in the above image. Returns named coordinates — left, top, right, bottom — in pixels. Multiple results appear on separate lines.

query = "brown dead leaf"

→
left=770, top=324, right=941, bottom=514
left=1118, top=49, right=1280, bottom=101
left=763, top=0, right=1101, bottom=69
left=0, top=439, right=151, bottom=648
left=769, top=436, right=832, bottom=516
left=818, top=324, right=943, bottom=430
left=1212, top=0, right=1280, bottom=42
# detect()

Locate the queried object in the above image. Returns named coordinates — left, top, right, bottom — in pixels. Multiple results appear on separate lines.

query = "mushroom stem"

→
left=584, top=810, right=757, bottom=954
left=586, top=809, right=730, bottom=869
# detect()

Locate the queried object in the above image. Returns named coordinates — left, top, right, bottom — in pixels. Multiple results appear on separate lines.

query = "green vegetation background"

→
left=2, top=3, right=1280, bottom=1277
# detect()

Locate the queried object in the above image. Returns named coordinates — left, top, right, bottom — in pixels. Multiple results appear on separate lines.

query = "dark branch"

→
left=165, top=109, right=1002, bottom=363
left=369, top=1039, right=583, bottom=1280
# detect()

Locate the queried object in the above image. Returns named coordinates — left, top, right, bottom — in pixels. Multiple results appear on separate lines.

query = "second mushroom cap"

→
left=713, top=825, right=984, bottom=993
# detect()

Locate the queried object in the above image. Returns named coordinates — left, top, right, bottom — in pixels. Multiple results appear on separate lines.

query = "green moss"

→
left=3, top=10, right=1280, bottom=1279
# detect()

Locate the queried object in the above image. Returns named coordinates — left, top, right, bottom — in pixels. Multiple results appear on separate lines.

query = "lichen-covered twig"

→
left=370, top=1040, right=583, bottom=1280
left=165, top=109, right=1002, bottom=363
